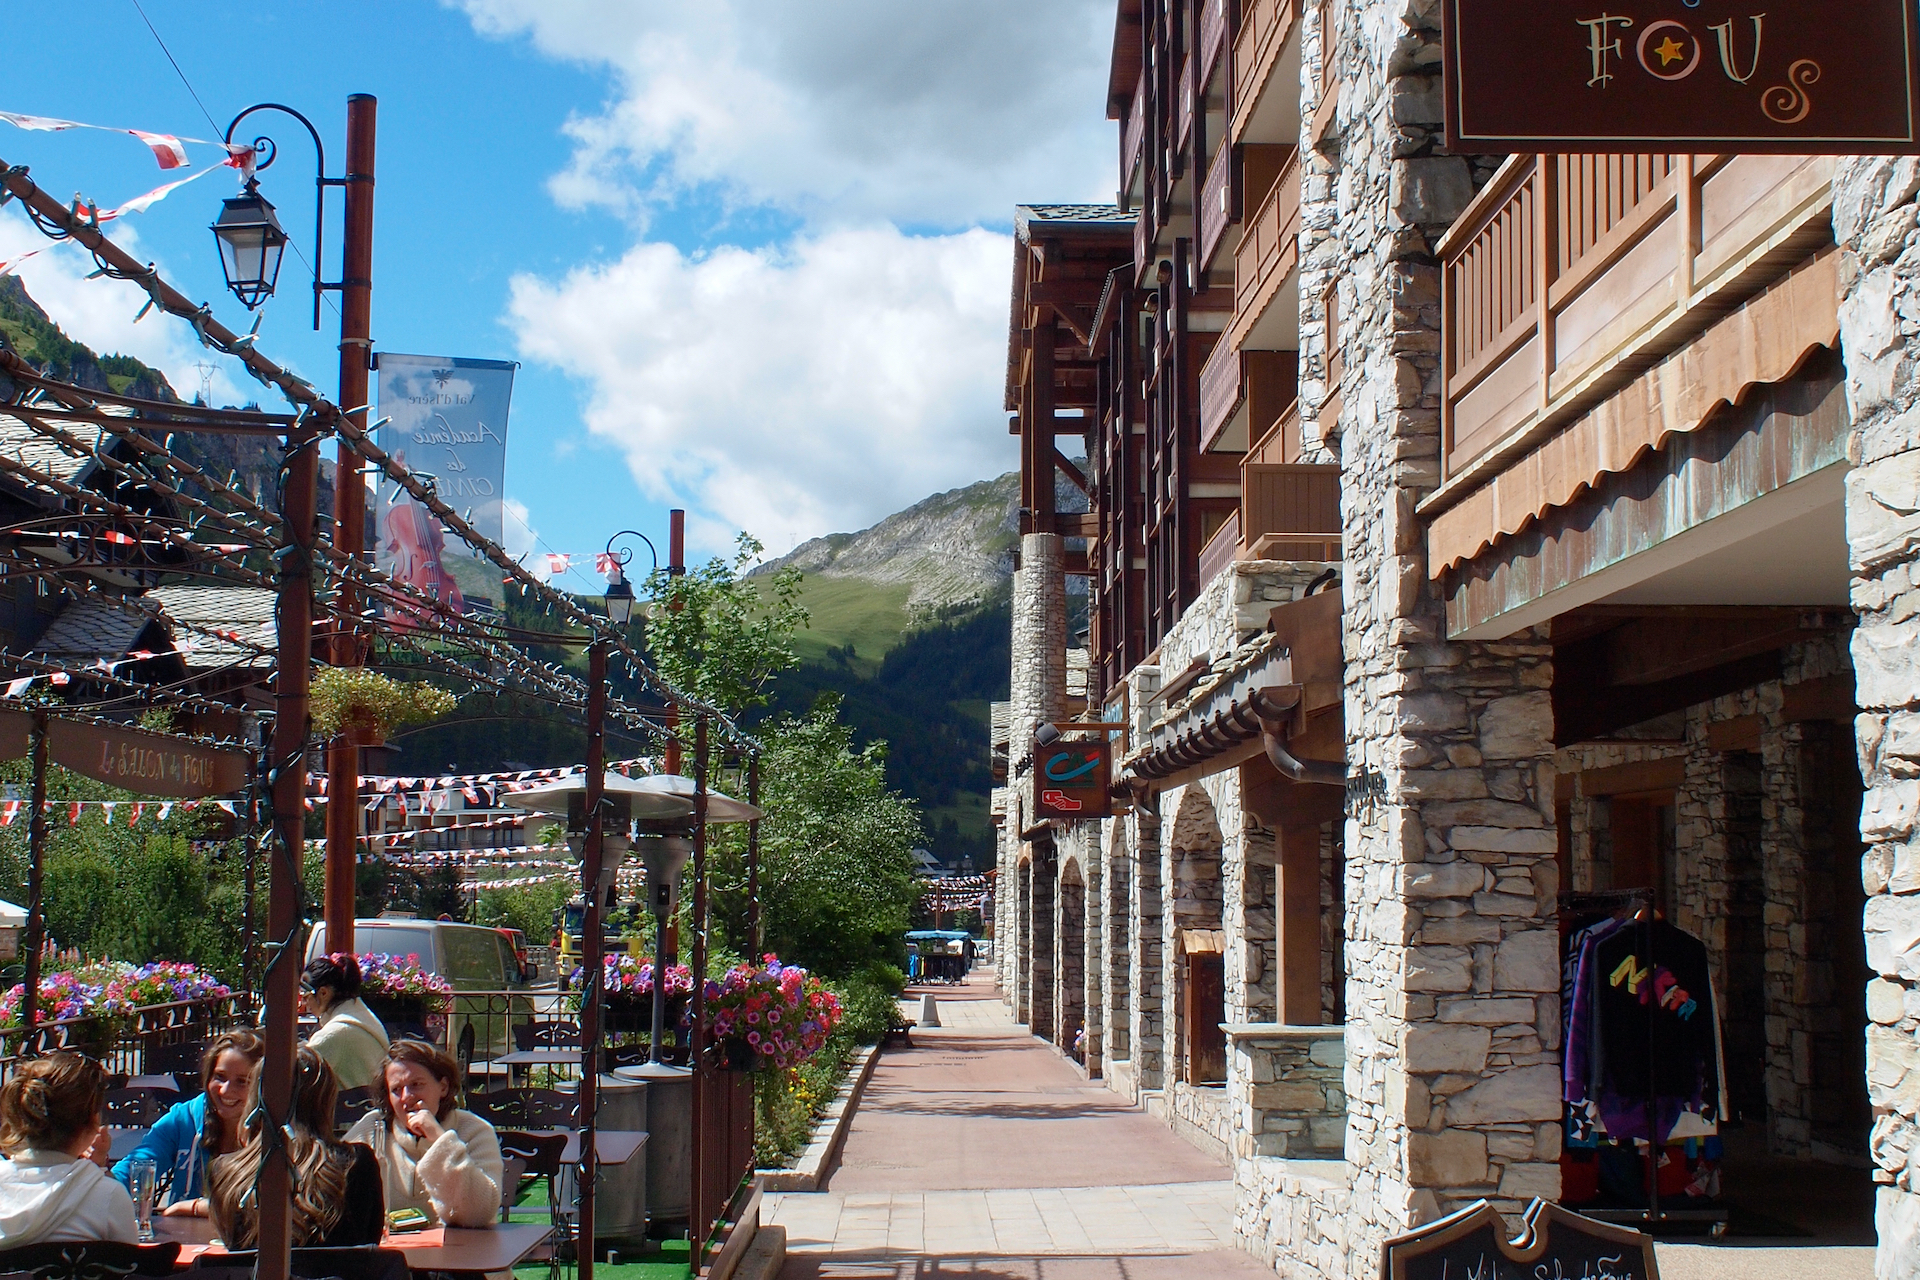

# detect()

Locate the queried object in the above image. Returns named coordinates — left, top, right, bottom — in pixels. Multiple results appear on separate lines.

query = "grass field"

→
left=786, top=575, right=915, bottom=671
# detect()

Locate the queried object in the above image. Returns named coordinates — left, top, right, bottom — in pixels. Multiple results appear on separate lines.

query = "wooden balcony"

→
left=1178, top=55, right=1195, bottom=157
left=1440, top=152, right=1835, bottom=485
left=1199, top=141, right=1238, bottom=275
left=1200, top=0, right=1230, bottom=88
left=1202, top=347, right=1298, bottom=454
left=1229, top=148, right=1301, bottom=351
left=1242, top=411, right=1341, bottom=561
left=1232, top=0, right=1302, bottom=145
left=1198, top=509, right=1241, bottom=594
left=1123, top=71, right=1146, bottom=197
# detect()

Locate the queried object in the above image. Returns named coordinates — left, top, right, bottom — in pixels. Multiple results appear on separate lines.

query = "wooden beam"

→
left=1048, top=303, right=1094, bottom=348
left=1567, top=756, right=1686, bottom=798
left=1055, top=512, right=1099, bottom=537
left=1604, top=610, right=1843, bottom=687
left=1054, top=448, right=1090, bottom=496
left=1029, top=280, right=1109, bottom=307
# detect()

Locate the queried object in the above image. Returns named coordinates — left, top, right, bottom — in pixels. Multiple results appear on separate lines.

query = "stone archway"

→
left=1167, top=785, right=1226, bottom=1086
left=1059, top=858, right=1087, bottom=1063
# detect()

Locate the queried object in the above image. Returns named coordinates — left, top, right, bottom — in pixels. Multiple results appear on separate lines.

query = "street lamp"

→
left=214, top=101, right=359, bottom=331
left=602, top=529, right=659, bottom=626
left=210, top=190, right=288, bottom=311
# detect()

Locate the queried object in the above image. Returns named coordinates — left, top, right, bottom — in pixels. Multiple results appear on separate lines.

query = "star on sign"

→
left=1655, top=35, right=1687, bottom=66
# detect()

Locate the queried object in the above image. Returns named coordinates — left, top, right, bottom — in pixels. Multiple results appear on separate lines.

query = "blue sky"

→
left=0, top=0, right=1113, bottom=577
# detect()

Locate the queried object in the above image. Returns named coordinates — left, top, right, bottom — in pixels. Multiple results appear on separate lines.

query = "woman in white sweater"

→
left=345, top=1040, right=501, bottom=1229
left=301, top=955, right=390, bottom=1093
left=0, top=1053, right=137, bottom=1247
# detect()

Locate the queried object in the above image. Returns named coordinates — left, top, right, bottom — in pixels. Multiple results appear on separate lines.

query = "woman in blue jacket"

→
left=111, top=1030, right=262, bottom=1217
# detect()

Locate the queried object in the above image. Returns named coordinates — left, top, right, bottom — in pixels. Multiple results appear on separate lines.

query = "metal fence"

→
left=0, top=995, right=242, bottom=1087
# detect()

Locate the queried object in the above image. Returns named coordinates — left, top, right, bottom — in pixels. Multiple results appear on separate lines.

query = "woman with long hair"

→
left=110, top=1030, right=263, bottom=1217
left=206, top=1045, right=383, bottom=1248
left=344, top=1040, right=501, bottom=1228
left=300, top=955, right=388, bottom=1092
left=0, top=1054, right=136, bottom=1245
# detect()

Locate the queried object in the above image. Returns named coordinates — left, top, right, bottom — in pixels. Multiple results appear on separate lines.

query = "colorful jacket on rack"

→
left=1588, top=918, right=1721, bottom=1141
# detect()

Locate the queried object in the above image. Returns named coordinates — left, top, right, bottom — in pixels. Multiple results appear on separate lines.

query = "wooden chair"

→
left=497, top=1130, right=568, bottom=1280
left=143, top=1040, right=207, bottom=1093
left=0, top=1241, right=180, bottom=1280
left=333, top=1086, right=379, bottom=1133
left=467, top=1087, right=579, bottom=1129
left=193, top=1249, right=408, bottom=1280
left=512, top=1021, right=581, bottom=1052
left=103, top=1087, right=171, bottom=1128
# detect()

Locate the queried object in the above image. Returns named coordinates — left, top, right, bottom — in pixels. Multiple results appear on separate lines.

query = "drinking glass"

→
left=128, top=1158, right=157, bottom=1242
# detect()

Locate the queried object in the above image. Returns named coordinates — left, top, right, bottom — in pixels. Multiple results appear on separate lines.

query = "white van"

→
left=306, top=918, right=531, bottom=1070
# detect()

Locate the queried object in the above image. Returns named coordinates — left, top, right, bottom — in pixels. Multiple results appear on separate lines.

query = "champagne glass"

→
left=129, top=1158, right=157, bottom=1242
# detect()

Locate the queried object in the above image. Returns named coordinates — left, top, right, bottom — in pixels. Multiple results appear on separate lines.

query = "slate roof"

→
left=148, top=585, right=276, bottom=669
left=0, top=416, right=112, bottom=491
left=33, top=598, right=156, bottom=660
left=1015, top=204, right=1137, bottom=234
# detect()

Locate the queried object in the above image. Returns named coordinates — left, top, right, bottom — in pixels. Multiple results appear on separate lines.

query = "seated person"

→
left=111, top=1030, right=263, bottom=1217
left=301, top=955, right=389, bottom=1092
left=345, top=1041, right=501, bottom=1228
left=207, top=1045, right=383, bottom=1248
left=0, top=1053, right=137, bottom=1246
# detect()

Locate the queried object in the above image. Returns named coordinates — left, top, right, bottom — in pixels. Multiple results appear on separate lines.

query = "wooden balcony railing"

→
left=1242, top=449, right=1341, bottom=562
left=1198, top=509, right=1242, bottom=593
left=1200, top=0, right=1231, bottom=87
left=1440, top=152, right=1835, bottom=482
left=1232, top=0, right=1302, bottom=142
left=1178, top=54, right=1195, bottom=156
left=1124, top=71, right=1146, bottom=193
left=1199, top=141, right=1238, bottom=274
left=1134, top=199, right=1152, bottom=280
left=1199, top=333, right=1245, bottom=452
left=1231, top=147, right=1301, bottom=340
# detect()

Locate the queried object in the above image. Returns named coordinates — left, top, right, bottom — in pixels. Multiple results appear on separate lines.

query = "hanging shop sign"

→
left=0, top=708, right=30, bottom=763
left=374, top=353, right=516, bottom=627
left=1381, top=1199, right=1658, bottom=1280
left=1034, top=738, right=1112, bottom=821
left=47, top=719, right=248, bottom=798
left=1443, top=0, right=1920, bottom=153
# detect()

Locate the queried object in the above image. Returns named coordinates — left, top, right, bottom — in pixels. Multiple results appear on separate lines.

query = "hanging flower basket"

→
left=357, top=952, right=452, bottom=1042
left=703, top=955, right=842, bottom=1073
left=310, top=668, right=457, bottom=745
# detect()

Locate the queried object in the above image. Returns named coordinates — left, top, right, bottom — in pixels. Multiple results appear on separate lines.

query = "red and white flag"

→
left=546, top=553, right=572, bottom=576
left=1, top=802, right=18, bottom=827
left=128, top=130, right=188, bottom=170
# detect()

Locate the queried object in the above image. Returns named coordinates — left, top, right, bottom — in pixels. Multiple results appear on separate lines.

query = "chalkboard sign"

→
left=1383, top=1199, right=1659, bottom=1280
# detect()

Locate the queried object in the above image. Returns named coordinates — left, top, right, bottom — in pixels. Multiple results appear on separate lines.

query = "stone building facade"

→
left=993, top=1, right=1911, bottom=1275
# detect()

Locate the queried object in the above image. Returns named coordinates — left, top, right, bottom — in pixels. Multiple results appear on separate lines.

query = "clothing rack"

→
left=1560, top=889, right=1728, bottom=1234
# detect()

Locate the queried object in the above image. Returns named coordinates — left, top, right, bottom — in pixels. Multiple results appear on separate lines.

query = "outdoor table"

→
left=491, top=1048, right=583, bottom=1067
left=125, top=1074, right=181, bottom=1092
left=155, top=1215, right=553, bottom=1275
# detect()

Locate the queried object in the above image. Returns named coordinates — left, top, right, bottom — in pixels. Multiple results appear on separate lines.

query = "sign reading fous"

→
left=1382, top=1199, right=1659, bottom=1280
left=1443, top=0, right=1920, bottom=153
left=47, top=719, right=247, bottom=798
left=1034, top=739, right=1111, bottom=820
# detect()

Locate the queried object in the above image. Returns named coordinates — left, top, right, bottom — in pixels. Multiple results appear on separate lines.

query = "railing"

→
left=1135, top=198, right=1153, bottom=280
left=0, top=995, right=240, bottom=1087
left=1233, top=0, right=1303, bottom=140
left=1199, top=335, right=1244, bottom=451
left=1124, top=70, right=1146, bottom=194
left=1440, top=152, right=1836, bottom=480
left=1200, top=0, right=1230, bottom=87
left=1242, top=440, right=1341, bottom=562
left=1199, top=140, right=1237, bottom=272
left=693, top=1062, right=755, bottom=1264
left=1234, top=147, right=1301, bottom=322
left=1198, top=510, right=1242, bottom=593
left=1178, top=54, right=1195, bottom=156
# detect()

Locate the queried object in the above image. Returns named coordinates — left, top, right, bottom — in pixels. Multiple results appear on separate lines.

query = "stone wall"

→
left=1230, top=1026, right=1347, bottom=1160
left=1235, top=1157, right=1352, bottom=1278
left=1001, top=533, right=1068, bottom=1024
left=1325, top=0, right=1563, bottom=1251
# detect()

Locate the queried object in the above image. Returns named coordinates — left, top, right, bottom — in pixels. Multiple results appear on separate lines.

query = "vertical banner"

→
left=375, top=354, right=515, bottom=626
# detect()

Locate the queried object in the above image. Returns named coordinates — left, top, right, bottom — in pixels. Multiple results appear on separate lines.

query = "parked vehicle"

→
left=496, top=928, right=531, bottom=983
left=306, top=918, right=534, bottom=1072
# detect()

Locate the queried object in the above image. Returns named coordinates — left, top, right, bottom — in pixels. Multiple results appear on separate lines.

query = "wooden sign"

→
left=1383, top=1199, right=1659, bottom=1280
left=1444, top=0, right=1920, bottom=153
left=0, top=708, right=31, bottom=764
left=49, top=718, right=248, bottom=798
left=1034, top=739, right=1111, bottom=820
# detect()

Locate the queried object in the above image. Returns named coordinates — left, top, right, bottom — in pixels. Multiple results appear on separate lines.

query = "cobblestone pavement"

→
left=765, top=971, right=1270, bottom=1278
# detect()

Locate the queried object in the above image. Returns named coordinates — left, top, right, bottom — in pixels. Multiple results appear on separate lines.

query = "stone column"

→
left=1105, top=820, right=1133, bottom=1062
left=1083, top=831, right=1106, bottom=1074
left=1014, top=853, right=1032, bottom=1025
left=1030, top=842, right=1057, bottom=1041
left=1326, top=0, right=1563, bottom=1254
left=1230, top=815, right=1279, bottom=1026
left=1133, top=803, right=1167, bottom=1090
left=1828, top=155, right=1919, bottom=1277
left=1762, top=719, right=1817, bottom=1155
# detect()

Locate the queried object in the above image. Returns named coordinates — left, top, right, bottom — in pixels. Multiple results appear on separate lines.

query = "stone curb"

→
left=754, top=1040, right=884, bottom=1192
left=725, top=1223, right=785, bottom=1280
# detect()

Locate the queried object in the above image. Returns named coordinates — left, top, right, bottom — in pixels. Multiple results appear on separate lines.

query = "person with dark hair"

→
left=0, top=1053, right=136, bottom=1245
left=111, top=1030, right=263, bottom=1217
left=301, top=954, right=388, bottom=1091
left=206, top=1045, right=383, bottom=1249
left=344, top=1040, right=501, bottom=1229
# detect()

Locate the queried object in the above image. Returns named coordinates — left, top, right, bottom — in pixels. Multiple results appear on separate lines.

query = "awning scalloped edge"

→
left=1430, top=247, right=1841, bottom=577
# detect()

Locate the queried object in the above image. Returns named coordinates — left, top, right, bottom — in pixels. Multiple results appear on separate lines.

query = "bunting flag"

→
left=100, top=802, right=116, bottom=826
left=0, top=247, right=47, bottom=278
left=2, top=802, right=18, bottom=827
left=128, top=130, right=189, bottom=170
left=545, top=553, right=572, bottom=576
left=593, top=552, right=619, bottom=577
left=0, top=111, right=245, bottom=168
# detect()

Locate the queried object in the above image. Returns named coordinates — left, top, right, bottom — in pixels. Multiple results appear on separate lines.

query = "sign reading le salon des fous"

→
left=1444, top=0, right=1920, bottom=153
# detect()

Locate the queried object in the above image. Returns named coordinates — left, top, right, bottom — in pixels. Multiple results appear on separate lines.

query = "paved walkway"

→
left=764, top=970, right=1877, bottom=1279
left=765, top=971, right=1270, bottom=1278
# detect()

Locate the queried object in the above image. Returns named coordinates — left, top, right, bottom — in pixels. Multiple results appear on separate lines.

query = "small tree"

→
left=644, top=533, right=808, bottom=715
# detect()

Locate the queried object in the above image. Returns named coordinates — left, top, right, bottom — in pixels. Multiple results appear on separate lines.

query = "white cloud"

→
left=0, top=212, right=250, bottom=407
left=456, top=0, right=1116, bottom=227
left=505, top=223, right=1014, bottom=553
